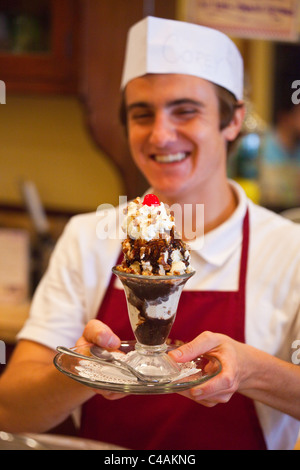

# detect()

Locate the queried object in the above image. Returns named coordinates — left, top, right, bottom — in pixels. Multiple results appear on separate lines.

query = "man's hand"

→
left=169, top=330, right=300, bottom=420
left=168, top=331, right=249, bottom=407
left=76, top=319, right=121, bottom=350
left=77, top=319, right=126, bottom=401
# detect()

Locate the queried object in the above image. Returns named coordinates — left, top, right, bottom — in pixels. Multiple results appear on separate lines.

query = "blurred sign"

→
left=185, top=0, right=299, bottom=41
left=0, top=229, right=30, bottom=304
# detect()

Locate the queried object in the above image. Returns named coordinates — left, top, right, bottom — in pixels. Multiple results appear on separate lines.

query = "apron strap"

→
left=98, top=251, right=124, bottom=316
left=238, top=208, right=249, bottom=293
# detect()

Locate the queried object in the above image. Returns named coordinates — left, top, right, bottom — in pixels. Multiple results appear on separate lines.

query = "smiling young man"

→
left=125, top=73, right=243, bottom=233
left=0, top=17, right=300, bottom=451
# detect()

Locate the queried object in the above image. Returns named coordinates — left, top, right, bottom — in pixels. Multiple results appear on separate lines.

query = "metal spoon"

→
left=90, top=345, right=172, bottom=384
left=56, top=346, right=167, bottom=384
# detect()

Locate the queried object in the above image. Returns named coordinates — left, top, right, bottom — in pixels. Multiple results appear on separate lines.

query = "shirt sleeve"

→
left=17, top=218, right=88, bottom=350
left=291, top=290, right=300, bottom=365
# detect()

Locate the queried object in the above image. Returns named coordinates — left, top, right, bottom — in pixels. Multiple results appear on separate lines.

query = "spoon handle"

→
left=56, top=346, right=151, bottom=382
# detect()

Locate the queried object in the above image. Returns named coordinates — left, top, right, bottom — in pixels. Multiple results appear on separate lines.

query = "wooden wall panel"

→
left=79, top=0, right=176, bottom=199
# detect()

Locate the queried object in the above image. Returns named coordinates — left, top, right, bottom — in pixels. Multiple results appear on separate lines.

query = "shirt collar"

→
left=189, top=180, right=248, bottom=266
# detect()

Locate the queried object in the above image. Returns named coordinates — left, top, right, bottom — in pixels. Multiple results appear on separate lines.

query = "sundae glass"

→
left=113, top=268, right=194, bottom=380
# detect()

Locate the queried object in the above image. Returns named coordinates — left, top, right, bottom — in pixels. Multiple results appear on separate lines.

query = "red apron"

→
left=80, top=209, right=267, bottom=450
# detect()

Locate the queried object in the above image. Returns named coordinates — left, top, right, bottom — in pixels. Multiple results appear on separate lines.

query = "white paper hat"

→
left=121, top=16, right=244, bottom=100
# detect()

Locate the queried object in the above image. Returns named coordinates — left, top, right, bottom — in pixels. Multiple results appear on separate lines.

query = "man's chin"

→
left=150, top=180, right=190, bottom=201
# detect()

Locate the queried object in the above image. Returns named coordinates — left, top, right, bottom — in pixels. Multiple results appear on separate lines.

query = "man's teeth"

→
left=153, top=152, right=188, bottom=163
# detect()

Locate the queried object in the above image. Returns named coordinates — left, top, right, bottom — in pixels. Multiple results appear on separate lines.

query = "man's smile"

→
left=150, top=151, right=191, bottom=163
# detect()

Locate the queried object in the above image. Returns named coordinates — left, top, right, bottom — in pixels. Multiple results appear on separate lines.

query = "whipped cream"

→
left=123, top=197, right=174, bottom=241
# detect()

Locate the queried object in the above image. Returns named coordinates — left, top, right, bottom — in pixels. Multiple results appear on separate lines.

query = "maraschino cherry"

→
left=142, top=194, right=160, bottom=206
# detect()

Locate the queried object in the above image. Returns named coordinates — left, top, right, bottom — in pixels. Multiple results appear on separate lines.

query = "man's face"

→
left=125, top=74, right=240, bottom=200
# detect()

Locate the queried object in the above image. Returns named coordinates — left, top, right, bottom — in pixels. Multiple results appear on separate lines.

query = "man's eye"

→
left=175, top=108, right=198, bottom=116
left=130, top=111, right=153, bottom=121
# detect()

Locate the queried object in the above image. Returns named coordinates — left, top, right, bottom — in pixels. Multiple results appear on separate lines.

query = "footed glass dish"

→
left=112, top=267, right=195, bottom=381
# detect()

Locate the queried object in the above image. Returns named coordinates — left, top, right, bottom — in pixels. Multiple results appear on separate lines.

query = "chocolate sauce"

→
left=124, top=277, right=179, bottom=302
left=122, top=226, right=189, bottom=274
left=122, top=277, right=179, bottom=346
left=135, top=316, right=175, bottom=345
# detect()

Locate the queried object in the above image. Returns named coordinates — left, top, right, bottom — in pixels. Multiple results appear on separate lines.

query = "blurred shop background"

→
left=0, top=0, right=300, bottom=354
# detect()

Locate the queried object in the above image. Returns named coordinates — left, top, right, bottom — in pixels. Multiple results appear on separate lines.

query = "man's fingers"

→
left=82, top=319, right=121, bottom=350
left=169, top=331, right=222, bottom=362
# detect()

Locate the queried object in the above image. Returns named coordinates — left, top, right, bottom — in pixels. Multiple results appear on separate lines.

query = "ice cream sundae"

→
left=112, top=194, right=194, bottom=379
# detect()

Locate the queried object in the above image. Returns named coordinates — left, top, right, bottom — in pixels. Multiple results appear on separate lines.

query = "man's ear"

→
left=222, top=102, right=245, bottom=141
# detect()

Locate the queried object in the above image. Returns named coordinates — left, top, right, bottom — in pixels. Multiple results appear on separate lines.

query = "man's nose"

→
left=149, top=113, right=177, bottom=147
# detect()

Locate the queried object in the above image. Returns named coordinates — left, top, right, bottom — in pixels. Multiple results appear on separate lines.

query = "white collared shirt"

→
left=18, top=181, right=300, bottom=450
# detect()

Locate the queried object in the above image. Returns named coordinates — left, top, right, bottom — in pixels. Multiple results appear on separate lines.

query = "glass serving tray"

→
left=54, top=341, right=222, bottom=395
